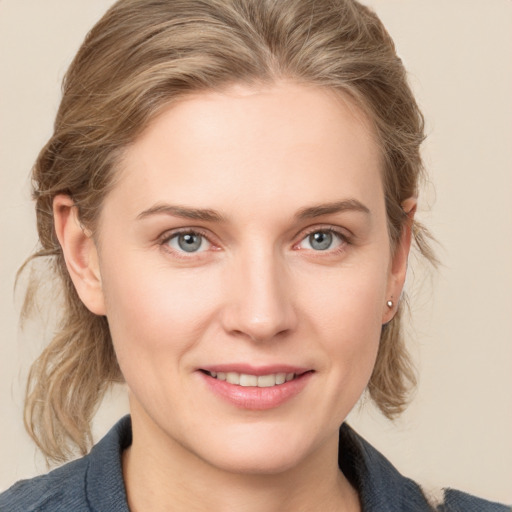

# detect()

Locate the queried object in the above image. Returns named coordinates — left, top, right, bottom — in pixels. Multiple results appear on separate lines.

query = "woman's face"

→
left=88, top=83, right=408, bottom=474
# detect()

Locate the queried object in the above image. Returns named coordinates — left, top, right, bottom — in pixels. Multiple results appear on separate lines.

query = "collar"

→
left=85, top=415, right=132, bottom=511
left=339, top=423, right=433, bottom=511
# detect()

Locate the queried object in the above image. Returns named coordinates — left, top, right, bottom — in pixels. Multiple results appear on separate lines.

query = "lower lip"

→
left=199, top=371, right=313, bottom=410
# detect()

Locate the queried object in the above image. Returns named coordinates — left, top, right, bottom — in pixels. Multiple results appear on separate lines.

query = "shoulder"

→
left=437, top=489, right=511, bottom=512
left=0, top=416, right=132, bottom=512
left=339, top=423, right=511, bottom=512
left=0, top=456, right=90, bottom=512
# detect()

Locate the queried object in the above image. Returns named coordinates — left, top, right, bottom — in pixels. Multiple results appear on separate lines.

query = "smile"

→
left=206, top=371, right=297, bottom=388
left=199, top=368, right=313, bottom=410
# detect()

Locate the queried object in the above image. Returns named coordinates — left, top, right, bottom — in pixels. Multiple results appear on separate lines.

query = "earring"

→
left=386, top=300, right=393, bottom=308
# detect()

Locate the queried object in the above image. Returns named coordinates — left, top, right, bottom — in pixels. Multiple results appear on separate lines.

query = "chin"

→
left=189, top=422, right=326, bottom=476
left=206, top=446, right=305, bottom=476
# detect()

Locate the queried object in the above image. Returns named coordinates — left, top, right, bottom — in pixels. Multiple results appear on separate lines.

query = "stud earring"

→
left=386, top=300, right=393, bottom=308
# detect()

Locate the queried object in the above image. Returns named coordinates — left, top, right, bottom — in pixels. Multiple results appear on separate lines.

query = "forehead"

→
left=108, top=82, right=383, bottom=219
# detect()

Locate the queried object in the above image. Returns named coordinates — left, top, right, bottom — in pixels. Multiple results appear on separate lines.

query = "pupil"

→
left=310, top=231, right=332, bottom=251
left=178, top=233, right=201, bottom=252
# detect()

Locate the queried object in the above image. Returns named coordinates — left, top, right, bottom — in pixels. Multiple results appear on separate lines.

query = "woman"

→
left=1, top=0, right=509, bottom=510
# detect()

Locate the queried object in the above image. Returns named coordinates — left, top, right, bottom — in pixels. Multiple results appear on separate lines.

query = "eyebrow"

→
left=136, top=204, right=225, bottom=222
left=295, top=199, right=370, bottom=220
left=136, top=198, right=370, bottom=223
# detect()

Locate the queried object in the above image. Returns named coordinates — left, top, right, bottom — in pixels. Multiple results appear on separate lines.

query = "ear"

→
left=53, top=194, right=106, bottom=315
left=382, top=197, right=416, bottom=324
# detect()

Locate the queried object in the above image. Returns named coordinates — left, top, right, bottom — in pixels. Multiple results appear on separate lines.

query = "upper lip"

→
left=199, top=364, right=312, bottom=376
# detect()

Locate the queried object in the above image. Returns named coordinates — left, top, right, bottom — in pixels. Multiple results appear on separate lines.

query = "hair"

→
left=21, top=0, right=436, bottom=462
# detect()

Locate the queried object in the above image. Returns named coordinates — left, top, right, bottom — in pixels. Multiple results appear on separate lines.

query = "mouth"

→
left=198, top=367, right=314, bottom=410
left=201, top=370, right=304, bottom=388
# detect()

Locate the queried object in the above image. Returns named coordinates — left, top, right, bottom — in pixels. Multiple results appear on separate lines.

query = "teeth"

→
left=208, top=371, right=296, bottom=387
left=276, top=373, right=286, bottom=385
left=257, top=374, right=276, bottom=387
left=226, top=372, right=239, bottom=384
left=240, top=374, right=258, bottom=386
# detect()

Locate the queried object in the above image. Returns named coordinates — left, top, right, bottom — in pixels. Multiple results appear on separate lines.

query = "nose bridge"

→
left=222, top=244, right=296, bottom=342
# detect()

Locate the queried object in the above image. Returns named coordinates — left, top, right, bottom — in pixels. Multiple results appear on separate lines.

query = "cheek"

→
left=300, top=258, right=389, bottom=333
left=298, top=261, right=388, bottom=380
left=325, top=290, right=383, bottom=378
left=99, top=256, right=224, bottom=373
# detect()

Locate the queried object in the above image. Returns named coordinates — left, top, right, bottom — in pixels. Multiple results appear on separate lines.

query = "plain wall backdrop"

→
left=1, top=0, right=511, bottom=503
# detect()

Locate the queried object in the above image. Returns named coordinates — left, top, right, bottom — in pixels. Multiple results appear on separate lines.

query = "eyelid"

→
left=159, top=226, right=208, bottom=242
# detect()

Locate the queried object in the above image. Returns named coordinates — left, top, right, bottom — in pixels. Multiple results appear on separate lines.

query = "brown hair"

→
left=22, top=0, right=436, bottom=462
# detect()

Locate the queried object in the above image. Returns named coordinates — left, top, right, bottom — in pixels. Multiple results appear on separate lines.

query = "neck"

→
left=123, top=407, right=360, bottom=512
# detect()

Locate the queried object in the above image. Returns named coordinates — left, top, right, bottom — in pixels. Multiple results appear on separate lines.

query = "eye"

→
left=166, top=231, right=211, bottom=253
left=297, top=229, right=344, bottom=251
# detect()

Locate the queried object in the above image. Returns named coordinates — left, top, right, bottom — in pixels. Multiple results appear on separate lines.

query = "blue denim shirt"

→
left=1, top=416, right=509, bottom=511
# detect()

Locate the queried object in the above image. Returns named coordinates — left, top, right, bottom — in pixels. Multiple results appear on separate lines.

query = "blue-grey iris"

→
left=177, top=233, right=202, bottom=252
left=309, top=231, right=332, bottom=250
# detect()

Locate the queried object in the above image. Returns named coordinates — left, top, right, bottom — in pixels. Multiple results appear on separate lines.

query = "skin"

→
left=54, top=82, right=414, bottom=512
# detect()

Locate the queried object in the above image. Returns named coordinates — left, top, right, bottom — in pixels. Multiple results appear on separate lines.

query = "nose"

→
left=220, top=247, right=298, bottom=343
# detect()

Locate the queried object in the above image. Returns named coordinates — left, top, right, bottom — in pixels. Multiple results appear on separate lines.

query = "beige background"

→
left=1, top=0, right=511, bottom=503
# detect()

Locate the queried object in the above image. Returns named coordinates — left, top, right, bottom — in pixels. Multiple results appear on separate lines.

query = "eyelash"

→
left=157, top=225, right=350, bottom=258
